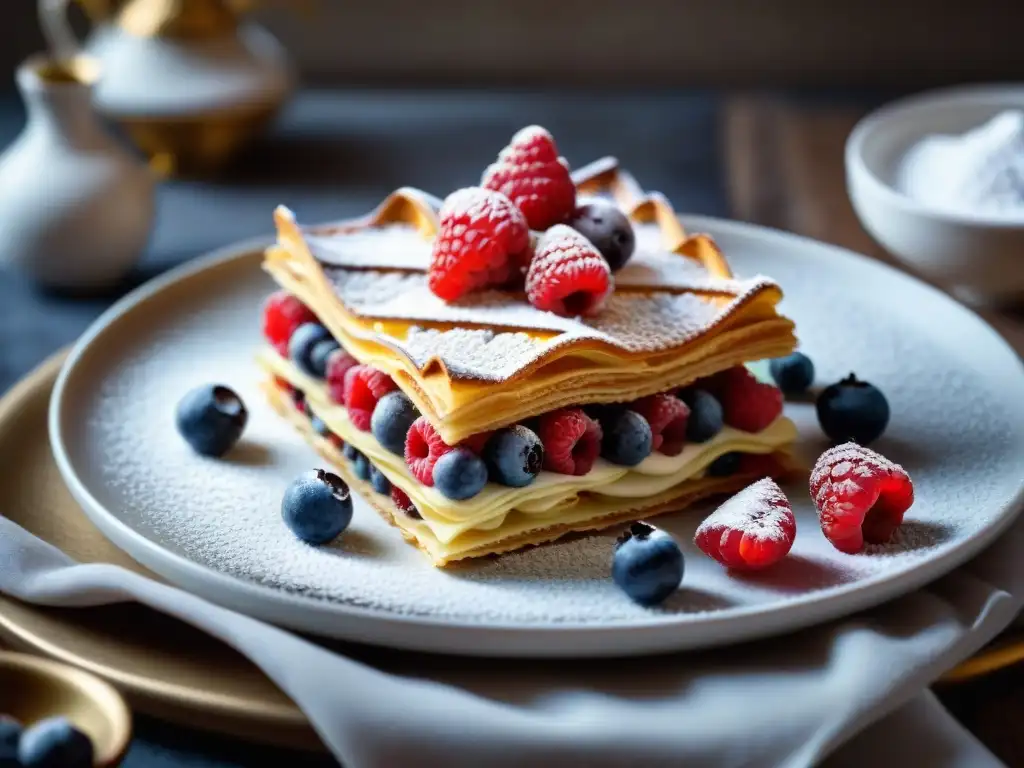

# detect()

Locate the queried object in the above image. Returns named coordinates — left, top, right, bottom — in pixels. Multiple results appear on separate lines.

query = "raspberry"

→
left=738, top=452, right=786, bottom=478
left=428, top=187, right=530, bottom=302
left=715, top=367, right=783, bottom=433
left=391, top=486, right=421, bottom=519
left=262, top=291, right=317, bottom=356
left=482, top=125, right=576, bottom=231
left=630, top=394, right=690, bottom=456
left=326, top=348, right=358, bottom=404
left=694, top=478, right=796, bottom=571
left=536, top=408, right=603, bottom=476
left=273, top=376, right=294, bottom=396
left=343, top=364, right=396, bottom=432
left=810, top=442, right=914, bottom=554
left=526, top=225, right=613, bottom=317
left=404, top=416, right=454, bottom=486
left=460, top=431, right=494, bottom=455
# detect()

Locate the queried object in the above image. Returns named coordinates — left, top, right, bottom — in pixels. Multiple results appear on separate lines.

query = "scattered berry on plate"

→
left=567, top=199, right=636, bottom=271
left=612, top=522, right=684, bottom=606
left=707, top=451, right=741, bottom=477
left=432, top=447, right=489, bottom=501
left=816, top=373, right=890, bottom=445
left=370, top=465, right=391, bottom=494
left=343, top=364, right=396, bottom=431
left=526, top=225, right=613, bottom=317
left=810, top=442, right=913, bottom=553
left=769, top=351, right=815, bottom=395
left=694, top=478, right=796, bottom=571
left=680, top=388, right=724, bottom=443
left=175, top=384, right=248, bottom=458
left=536, top=407, right=602, bottom=476
left=481, top=125, right=576, bottom=231
left=601, top=410, right=653, bottom=467
left=391, top=486, right=421, bottom=519
left=325, top=348, right=358, bottom=404
left=352, top=452, right=372, bottom=481
left=428, top=187, right=530, bottom=302
left=483, top=424, right=544, bottom=487
left=715, top=366, right=784, bottom=433
left=308, top=338, right=341, bottom=379
left=630, top=393, right=689, bottom=456
left=405, top=416, right=454, bottom=486
left=371, top=391, right=420, bottom=456
left=17, top=717, right=94, bottom=768
left=288, top=322, right=333, bottom=378
left=0, top=716, right=21, bottom=766
left=262, top=291, right=316, bottom=357
left=281, top=469, right=353, bottom=545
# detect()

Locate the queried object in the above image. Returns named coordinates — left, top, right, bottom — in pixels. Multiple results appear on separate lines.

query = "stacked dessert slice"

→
left=258, top=130, right=799, bottom=566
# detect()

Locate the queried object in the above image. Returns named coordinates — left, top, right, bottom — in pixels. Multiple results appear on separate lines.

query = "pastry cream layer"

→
left=260, top=350, right=797, bottom=547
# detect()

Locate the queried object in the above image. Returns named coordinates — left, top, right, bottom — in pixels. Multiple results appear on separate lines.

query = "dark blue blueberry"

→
left=770, top=352, right=815, bottom=395
left=483, top=425, right=544, bottom=487
left=371, top=391, right=420, bottom=456
left=308, top=339, right=341, bottom=378
left=707, top=452, right=741, bottom=477
left=432, top=448, right=488, bottom=500
left=281, top=469, right=353, bottom=545
left=601, top=410, right=653, bottom=467
left=342, top=443, right=359, bottom=462
left=612, top=522, right=684, bottom=606
left=17, top=717, right=94, bottom=768
left=288, top=323, right=333, bottom=377
left=816, top=373, right=890, bottom=445
left=0, top=716, right=21, bottom=767
left=310, top=414, right=331, bottom=437
left=567, top=200, right=636, bottom=271
left=681, top=388, right=724, bottom=443
left=175, top=384, right=248, bottom=457
left=370, top=465, right=391, bottom=494
left=352, top=452, right=372, bottom=481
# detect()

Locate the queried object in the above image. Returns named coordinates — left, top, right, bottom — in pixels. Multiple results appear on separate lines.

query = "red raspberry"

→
left=460, top=431, right=494, bottom=454
left=404, top=416, right=454, bottom=486
left=536, top=408, right=603, bottom=476
left=810, top=443, right=914, bottom=554
left=391, top=486, right=421, bottom=519
left=428, top=187, right=530, bottom=302
left=273, top=376, right=294, bottom=396
left=328, top=433, right=345, bottom=451
left=694, top=478, right=796, bottom=571
left=343, top=364, right=396, bottom=431
left=714, top=366, right=783, bottom=433
left=738, top=452, right=786, bottom=478
left=482, top=125, right=576, bottom=231
left=262, top=291, right=317, bottom=356
left=630, top=394, right=690, bottom=456
left=526, top=225, right=613, bottom=317
left=326, top=348, right=358, bottom=404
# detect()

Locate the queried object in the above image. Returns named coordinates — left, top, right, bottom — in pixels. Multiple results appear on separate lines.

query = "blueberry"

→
left=601, top=410, right=653, bottom=466
left=310, top=414, right=331, bottom=437
left=0, top=716, right=21, bottom=767
left=707, top=451, right=741, bottom=477
left=281, top=468, right=353, bottom=545
left=567, top=200, right=636, bottom=271
left=17, top=717, right=93, bottom=768
left=342, top=443, right=359, bottom=462
left=288, top=323, right=333, bottom=377
left=308, top=339, right=341, bottom=378
left=770, top=352, right=815, bottom=395
left=680, top=389, right=723, bottom=443
left=175, top=384, right=248, bottom=457
left=371, top=391, right=420, bottom=456
left=432, top=448, right=488, bottom=500
left=816, top=373, right=890, bottom=445
left=370, top=465, right=391, bottom=494
left=352, top=452, right=372, bottom=481
left=612, top=522, right=684, bottom=606
left=483, top=425, right=544, bottom=487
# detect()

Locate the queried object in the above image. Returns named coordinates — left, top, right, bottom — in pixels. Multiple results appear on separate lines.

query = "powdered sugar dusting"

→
left=696, top=479, right=794, bottom=544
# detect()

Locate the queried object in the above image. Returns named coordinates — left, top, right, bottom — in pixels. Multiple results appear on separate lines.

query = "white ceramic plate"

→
left=49, top=221, right=1024, bottom=658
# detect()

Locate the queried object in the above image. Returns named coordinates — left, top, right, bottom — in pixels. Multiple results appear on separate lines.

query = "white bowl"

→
left=846, top=85, right=1024, bottom=306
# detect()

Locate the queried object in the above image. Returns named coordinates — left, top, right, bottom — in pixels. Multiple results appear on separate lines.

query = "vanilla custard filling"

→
left=260, top=350, right=797, bottom=545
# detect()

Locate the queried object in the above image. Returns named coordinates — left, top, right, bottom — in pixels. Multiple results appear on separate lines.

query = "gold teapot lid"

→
left=116, top=0, right=239, bottom=38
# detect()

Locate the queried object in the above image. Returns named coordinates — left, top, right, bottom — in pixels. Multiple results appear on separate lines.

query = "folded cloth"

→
left=1, top=513, right=1021, bottom=768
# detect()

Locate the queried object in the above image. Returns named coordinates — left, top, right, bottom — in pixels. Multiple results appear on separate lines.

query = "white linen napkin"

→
left=1, top=513, right=1020, bottom=768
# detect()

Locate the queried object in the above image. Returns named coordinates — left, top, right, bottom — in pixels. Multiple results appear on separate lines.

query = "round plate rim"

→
left=48, top=218, right=1024, bottom=658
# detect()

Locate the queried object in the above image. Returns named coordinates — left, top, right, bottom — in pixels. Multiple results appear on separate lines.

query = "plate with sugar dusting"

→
left=49, top=219, right=1024, bottom=658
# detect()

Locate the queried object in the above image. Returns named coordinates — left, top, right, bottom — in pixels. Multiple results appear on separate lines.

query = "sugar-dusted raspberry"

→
left=459, top=431, right=494, bottom=455
left=482, top=125, right=576, bottom=231
left=526, top=225, right=613, bottom=317
left=404, top=416, right=454, bottom=486
left=391, top=486, right=421, bottom=519
left=810, top=442, right=914, bottom=554
left=262, top=291, right=317, bottom=356
left=325, top=348, right=359, bottom=404
left=630, top=393, right=690, bottom=456
left=714, top=366, right=783, bottom=433
left=694, top=478, right=796, bottom=570
left=428, top=187, right=530, bottom=302
left=343, top=364, right=396, bottom=431
left=536, top=407, right=603, bottom=476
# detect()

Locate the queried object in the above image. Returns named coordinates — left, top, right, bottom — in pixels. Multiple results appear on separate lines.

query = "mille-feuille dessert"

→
left=258, top=126, right=799, bottom=566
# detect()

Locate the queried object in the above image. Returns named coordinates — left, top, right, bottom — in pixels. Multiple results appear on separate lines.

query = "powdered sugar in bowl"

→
left=846, top=85, right=1024, bottom=306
